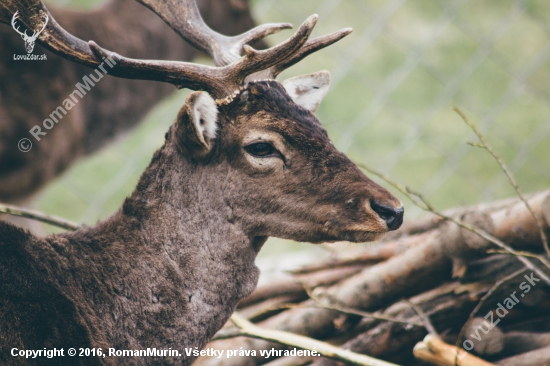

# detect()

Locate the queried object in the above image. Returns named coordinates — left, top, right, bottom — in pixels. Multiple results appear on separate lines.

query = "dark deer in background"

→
left=0, top=0, right=261, bottom=205
left=0, top=0, right=404, bottom=365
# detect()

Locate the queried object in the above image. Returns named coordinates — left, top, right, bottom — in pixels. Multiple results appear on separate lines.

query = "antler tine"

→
left=136, top=0, right=292, bottom=66
left=269, top=27, right=353, bottom=78
left=229, top=15, right=318, bottom=84
left=222, top=22, right=293, bottom=65
left=88, top=14, right=319, bottom=98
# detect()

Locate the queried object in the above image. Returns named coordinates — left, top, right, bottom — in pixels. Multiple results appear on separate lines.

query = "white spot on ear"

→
left=282, top=71, right=331, bottom=112
left=192, top=92, right=218, bottom=140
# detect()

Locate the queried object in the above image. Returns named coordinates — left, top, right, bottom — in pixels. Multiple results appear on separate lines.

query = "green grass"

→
left=38, top=0, right=550, bottom=252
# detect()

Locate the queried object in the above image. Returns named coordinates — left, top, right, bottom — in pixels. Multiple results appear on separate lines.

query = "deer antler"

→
left=28, top=13, right=47, bottom=41
left=88, top=14, right=320, bottom=99
left=0, top=0, right=352, bottom=102
left=136, top=0, right=292, bottom=67
left=134, top=0, right=352, bottom=76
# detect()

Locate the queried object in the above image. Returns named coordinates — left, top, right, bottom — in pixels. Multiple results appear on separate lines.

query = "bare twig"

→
left=313, top=302, right=424, bottom=328
left=452, top=106, right=550, bottom=256
left=486, top=249, right=549, bottom=261
left=300, top=281, right=424, bottom=328
left=357, top=163, right=550, bottom=285
left=229, top=312, right=401, bottom=366
left=454, top=268, right=526, bottom=365
left=0, top=202, right=81, bottom=231
left=405, top=299, right=438, bottom=336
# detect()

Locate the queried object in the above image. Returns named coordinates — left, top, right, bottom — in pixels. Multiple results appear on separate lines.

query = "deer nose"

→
left=370, top=201, right=404, bottom=231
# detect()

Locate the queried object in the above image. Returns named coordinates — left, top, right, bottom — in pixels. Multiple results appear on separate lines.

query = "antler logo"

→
left=11, top=11, right=49, bottom=54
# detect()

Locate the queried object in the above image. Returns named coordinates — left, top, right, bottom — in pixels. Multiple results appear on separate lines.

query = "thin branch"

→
left=230, top=312, right=401, bottom=366
left=0, top=202, right=81, bottom=231
left=248, top=301, right=425, bottom=329
left=300, top=281, right=425, bottom=328
left=314, top=303, right=424, bottom=328
left=453, top=106, right=550, bottom=256
left=454, top=268, right=526, bottom=365
left=357, top=163, right=550, bottom=286
left=405, top=299, right=438, bottom=336
left=486, top=249, right=550, bottom=262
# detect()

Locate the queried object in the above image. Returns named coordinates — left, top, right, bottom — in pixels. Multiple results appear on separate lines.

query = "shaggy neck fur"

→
left=0, top=142, right=260, bottom=365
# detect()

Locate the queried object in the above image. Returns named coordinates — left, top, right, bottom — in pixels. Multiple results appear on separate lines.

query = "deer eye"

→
left=245, top=142, right=278, bottom=158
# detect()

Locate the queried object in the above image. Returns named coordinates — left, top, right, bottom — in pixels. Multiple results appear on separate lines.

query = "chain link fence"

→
left=38, top=0, right=550, bottom=265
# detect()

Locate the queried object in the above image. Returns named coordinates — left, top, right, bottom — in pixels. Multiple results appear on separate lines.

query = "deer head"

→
left=0, top=0, right=403, bottom=243
left=11, top=11, right=47, bottom=53
left=163, top=80, right=403, bottom=245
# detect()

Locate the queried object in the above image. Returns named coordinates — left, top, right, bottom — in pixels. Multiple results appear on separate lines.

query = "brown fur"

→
left=0, top=0, right=261, bottom=202
left=0, top=81, right=402, bottom=365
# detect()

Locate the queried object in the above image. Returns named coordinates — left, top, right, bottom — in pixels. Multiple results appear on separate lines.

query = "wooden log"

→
left=491, top=191, right=550, bottom=248
left=461, top=255, right=523, bottom=283
left=290, top=233, right=429, bottom=275
left=499, top=331, right=550, bottom=358
left=413, top=335, right=495, bottom=366
left=309, top=283, right=481, bottom=366
left=328, top=234, right=450, bottom=311
left=240, top=295, right=307, bottom=322
left=463, top=318, right=504, bottom=356
left=239, top=281, right=304, bottom=309
left=264, top=272, right=548, bottom=366
left=398, top=190, right=550, bottom=249
left=500, top=316, right=550, bottom=333
left=441, top=211, right=495, bottom=278
left=395, top=192, right=545, bottom=237
left=496, top=345, right=550, bottom=366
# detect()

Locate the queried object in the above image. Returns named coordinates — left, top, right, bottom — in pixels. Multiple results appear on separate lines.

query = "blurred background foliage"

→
left=40, top=0, right=550, bottom=264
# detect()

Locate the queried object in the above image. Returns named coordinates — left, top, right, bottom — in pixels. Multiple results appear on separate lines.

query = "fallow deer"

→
left=0, top=0, right=404, bottom=365
left=0, top=0, right=261, bottom=204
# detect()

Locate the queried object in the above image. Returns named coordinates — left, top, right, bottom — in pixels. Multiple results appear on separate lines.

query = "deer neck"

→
left=56, top=147, right=261, bottom=352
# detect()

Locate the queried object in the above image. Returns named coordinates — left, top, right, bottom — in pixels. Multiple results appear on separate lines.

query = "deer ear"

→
left=282, top=71, right=330, bottom=112
left=175, top=92, right=218, bottom=158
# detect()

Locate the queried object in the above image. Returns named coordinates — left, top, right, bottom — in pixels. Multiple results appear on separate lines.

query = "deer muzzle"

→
left=370, top=200, right=404, bottom=231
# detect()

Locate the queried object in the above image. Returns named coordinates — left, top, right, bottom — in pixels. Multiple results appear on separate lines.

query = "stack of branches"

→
left=196, top=189, right=550, bottom=366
